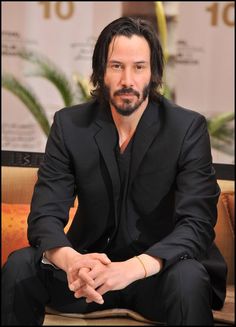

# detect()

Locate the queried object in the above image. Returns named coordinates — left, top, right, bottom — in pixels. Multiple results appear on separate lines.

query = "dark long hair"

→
left=90, top=16, right=164, bottom=102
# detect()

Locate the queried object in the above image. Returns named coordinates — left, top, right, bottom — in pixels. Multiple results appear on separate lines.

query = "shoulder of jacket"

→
left=160, top=96, right=205, bottom=121
left=55, top=99, right=98, bottom=117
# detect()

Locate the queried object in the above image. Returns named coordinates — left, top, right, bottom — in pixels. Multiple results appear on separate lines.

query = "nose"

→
left=120, top=68, right=134, bottom=88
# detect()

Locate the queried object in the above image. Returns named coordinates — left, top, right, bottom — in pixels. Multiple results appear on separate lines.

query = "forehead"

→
left=107, top=35, right=150, bottom=62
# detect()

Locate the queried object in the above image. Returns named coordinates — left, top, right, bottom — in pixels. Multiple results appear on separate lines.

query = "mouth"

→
left=115, top=91, right=137, bottom=99
left=118, top=93, right=135, bottom=97
left=114, top=88, right=140, bottom=99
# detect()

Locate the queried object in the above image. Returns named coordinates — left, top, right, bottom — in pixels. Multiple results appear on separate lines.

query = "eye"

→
left=135, top=64, right=145, bottom=71
left=111, top=63, right=123, bottom=70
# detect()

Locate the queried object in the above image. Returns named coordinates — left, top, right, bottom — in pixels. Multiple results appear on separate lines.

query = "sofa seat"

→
left=44, top=307, right=160, bottom=326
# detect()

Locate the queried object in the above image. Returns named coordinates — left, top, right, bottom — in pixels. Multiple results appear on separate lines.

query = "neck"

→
left=111, top=98, right=148, bottom=148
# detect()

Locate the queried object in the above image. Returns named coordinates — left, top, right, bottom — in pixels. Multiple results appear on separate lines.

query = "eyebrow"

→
left=108, top=60, right=148, bottom=64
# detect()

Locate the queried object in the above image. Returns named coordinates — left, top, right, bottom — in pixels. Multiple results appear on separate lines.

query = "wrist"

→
left=139, top=254, right=163, bottom=277
left=134, top=255, right=147, bottom=278
left=45, top=246, right=80, bottom=271
left=125, top=257, right=146, bottom=281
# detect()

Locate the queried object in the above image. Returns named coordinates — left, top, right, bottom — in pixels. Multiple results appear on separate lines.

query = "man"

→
left=2, top=17, right=227, bottom=325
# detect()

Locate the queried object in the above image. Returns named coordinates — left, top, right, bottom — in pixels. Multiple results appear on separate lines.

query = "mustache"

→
left=114, top=88, right=140, bottom=98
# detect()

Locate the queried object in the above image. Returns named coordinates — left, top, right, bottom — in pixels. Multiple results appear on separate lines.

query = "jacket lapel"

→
left=93, top=105, right=121, bottom=216
left=130, top=101, right=161, bottom=185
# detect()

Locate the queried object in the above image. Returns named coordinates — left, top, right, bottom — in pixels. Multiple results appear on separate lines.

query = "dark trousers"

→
left=1, top=247, right=214, bottom=325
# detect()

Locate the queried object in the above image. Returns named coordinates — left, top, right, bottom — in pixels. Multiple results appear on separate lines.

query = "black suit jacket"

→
left=28, top=96, right=227, bottom=309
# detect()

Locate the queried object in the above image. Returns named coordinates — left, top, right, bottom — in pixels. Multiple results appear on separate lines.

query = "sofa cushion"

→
left=221, top=192, right=234, bottom=230
left=1, top=203, right=75, bottom=266
left=214, top=192, right=235, bottom=284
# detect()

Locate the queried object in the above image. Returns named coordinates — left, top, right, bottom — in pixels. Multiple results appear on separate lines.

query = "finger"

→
left=93, top=277, right=105, bottom=291
left=70, top=258, right=97, bottom=275
left=69, top=267, right=94, bottom=292
left=85, top=273, right=109, bottom=300
left=69, top=278, right=85, bottom=292
left=94, top=284, right=109, bottom=297
left=85, top=296, right=104, bottom=305
left=68, top=262, right=94, bottom=287
left=67, top=267, right=79, bottom=286
left=91, top=253, right=111, bottom=265
left=78, top=267, right=95, bottom=286
left=85, top=278, right=105, bottom=303
left=75, top=284, right=104, bottom=304
left=86, top=264, right=102, bottom=280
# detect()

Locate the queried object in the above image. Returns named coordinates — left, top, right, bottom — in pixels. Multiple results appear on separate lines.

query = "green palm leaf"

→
left=155, top=1, right=168, bottom=63
left=207, top=112, right=234, bottom=137
left=73, top=73, right=91, bottom=101
left=207, top=112, right=234, bottom=155
left=154, top=2, right=171, bottom=99
left=2, top=73, right=50, bottom=136
left=17, top=49, right=75, bottom=107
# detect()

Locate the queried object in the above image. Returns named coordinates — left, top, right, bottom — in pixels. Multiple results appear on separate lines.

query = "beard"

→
left=103, top=83, right=150, bottom=116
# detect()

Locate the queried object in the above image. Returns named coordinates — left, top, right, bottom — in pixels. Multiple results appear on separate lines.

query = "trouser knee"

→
left=2, top=247, right=49, bottom=325
left=2, top=247, right=37, bottom=280
left=162, top=259, right=213, bottom=325
left=164, top=258, right=211, bottom=299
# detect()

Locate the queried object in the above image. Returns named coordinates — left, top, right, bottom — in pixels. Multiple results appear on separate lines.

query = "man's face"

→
left=104, top=35, right=151, bottom=116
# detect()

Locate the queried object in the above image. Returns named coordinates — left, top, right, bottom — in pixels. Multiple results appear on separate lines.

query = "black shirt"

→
left=105, top=135, right=137, bottom=261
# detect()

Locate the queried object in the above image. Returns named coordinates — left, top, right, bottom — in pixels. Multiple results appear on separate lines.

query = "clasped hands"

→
left=67, top=252, right=137, bottom=305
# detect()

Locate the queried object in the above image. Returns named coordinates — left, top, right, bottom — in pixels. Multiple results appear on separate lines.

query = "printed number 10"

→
left=206, top=2, right=234, bottom=26
left=39, top=2, right=74, bottom=20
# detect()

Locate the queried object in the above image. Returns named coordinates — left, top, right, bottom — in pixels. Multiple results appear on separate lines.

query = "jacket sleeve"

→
left=145, top=114, right=221, bottom=270
left=27, top=111, right=77, bottom=261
